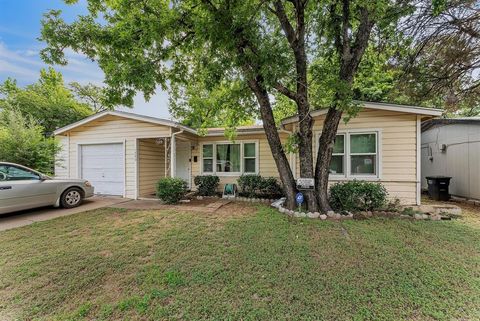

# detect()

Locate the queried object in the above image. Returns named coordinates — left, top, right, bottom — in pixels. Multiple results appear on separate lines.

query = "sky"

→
left=0, top=0, right=171, bottom=119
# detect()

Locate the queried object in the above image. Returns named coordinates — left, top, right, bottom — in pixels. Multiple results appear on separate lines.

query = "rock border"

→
left=270, top=198, right=452, bottom=221
left=235, top=196, right=276, bottom=204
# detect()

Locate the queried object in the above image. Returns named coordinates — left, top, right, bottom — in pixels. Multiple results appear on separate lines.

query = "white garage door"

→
left=81, top=143, right=124, bottom=196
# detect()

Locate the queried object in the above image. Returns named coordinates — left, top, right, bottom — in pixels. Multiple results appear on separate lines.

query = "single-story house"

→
left=54, top=101, right=442, bottom=205
left=421, top=118, right=480, bottom=200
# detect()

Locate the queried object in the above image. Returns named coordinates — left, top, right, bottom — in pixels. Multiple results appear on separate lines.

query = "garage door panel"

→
left=81, top=144, right=122, bottom=155
left=81, top=143, right=124, bottom=195
left=81, top=160, right=123, bottom=170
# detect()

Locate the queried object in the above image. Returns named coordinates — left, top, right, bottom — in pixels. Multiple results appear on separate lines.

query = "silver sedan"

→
left=0, top=162, right=94, bottom=215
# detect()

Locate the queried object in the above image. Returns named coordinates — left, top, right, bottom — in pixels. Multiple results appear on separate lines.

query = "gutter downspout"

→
left=170, top=129, right=184, bottom=178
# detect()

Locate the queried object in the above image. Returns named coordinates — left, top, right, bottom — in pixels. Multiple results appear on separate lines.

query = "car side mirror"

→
left=39, top=175, right=48, bottom=181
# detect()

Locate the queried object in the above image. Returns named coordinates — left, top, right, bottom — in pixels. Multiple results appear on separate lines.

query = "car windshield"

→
left=0, top=164, right=45, bottom=181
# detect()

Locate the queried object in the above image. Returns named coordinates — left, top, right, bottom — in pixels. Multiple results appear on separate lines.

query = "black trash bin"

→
left=426, top=176, right=452, bottom=201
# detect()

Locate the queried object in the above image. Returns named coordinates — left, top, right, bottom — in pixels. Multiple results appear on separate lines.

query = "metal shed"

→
left=421, top=118, right=480, bottom=200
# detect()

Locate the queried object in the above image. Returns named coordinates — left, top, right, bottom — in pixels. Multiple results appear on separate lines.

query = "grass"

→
left=0, top=202, right=479, bottom=321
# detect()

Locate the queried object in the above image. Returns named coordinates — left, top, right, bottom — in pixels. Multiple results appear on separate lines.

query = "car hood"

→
left=47, top=178, right=89, bottom=184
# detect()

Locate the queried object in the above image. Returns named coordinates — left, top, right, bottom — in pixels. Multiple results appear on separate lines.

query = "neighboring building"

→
left=54, top=102, right=442, bottom=205
left=421, top=118, right=480, bottom=200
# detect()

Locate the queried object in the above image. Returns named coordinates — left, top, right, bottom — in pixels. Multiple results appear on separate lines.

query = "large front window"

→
left=327, top=131, right=379, bottom=178
left=202, top=141, right=257, bottom=175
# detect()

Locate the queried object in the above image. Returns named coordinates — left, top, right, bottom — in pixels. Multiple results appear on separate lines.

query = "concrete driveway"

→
left=0, top=196, right=129, bottom=232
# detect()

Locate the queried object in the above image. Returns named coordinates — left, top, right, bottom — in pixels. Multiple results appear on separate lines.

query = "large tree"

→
left=40, top=0, right=419, bottom=211
left=0, top=68, right=93, bottom=135
left=69, top=81, right=115, bottom=113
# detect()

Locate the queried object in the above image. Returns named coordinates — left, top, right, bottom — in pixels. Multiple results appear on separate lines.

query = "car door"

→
left=0, top=165, right=57, bottom=214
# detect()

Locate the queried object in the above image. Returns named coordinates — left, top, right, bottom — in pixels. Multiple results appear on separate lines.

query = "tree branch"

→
left=273, top=1, right=297, bottom=45
left=348, top=7, right=375, bottom=72
left=274, top=83, right=297, bottom=101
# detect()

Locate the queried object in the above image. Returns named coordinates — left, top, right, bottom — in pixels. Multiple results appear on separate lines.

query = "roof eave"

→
left=280, top=102, right=443, bottom=125
left=53, top=110, right=197, bottom=136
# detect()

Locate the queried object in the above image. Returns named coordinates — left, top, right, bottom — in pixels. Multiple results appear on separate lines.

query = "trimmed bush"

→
left=237, top=174, right=284, bottom=199
left=156, top=177, right=187, bottom=204
left=237, top=174, right=263, bottom=198
left=329, top=180, right=388, bottom=212
left=194, top=175, right=220, bottom=196
left=259, top=177, right=283, bottom=196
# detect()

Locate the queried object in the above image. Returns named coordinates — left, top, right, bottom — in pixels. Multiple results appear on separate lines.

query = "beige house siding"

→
left=60, top=115, right=171, bottom=198
left=289, top=109, right=418, bottom=204
left=138, top=139, right=166, bottom=197
left=54, top=135, right=69, bottom=178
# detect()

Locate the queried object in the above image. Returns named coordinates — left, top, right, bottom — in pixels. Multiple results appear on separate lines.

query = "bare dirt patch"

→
left=213, top=201, right=258, bottom=217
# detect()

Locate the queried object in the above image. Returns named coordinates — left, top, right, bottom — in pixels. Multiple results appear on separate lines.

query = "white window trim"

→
left=316, top=128, right=382, bottom=181
left=200, top=140, right=259, bottom=176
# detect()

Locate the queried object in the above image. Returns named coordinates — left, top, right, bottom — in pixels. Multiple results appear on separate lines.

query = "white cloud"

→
left=0, top=41, right=172, bottom=118
left=0, top=60, right=38, bottom=78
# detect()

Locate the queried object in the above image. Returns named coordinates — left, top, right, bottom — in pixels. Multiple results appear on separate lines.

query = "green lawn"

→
left=0, top=202, right=479, bottom=321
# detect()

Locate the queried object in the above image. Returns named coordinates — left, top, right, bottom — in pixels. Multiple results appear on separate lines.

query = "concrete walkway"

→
left=0, top=196, right=129, bottom=232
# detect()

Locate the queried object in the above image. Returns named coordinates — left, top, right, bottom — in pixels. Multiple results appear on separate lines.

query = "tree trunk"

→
left=314, top=107, right=343, bottom=212
left=314, top=1, right=375, bottom=213
left=248, top=78, right=298, bottom=209
left=272, top=0, right=317, bottom=212
left=296, top=96, right=317, bottom=212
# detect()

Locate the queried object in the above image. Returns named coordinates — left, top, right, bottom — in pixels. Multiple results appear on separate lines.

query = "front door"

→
left=175, top=141, right=191, bottom=189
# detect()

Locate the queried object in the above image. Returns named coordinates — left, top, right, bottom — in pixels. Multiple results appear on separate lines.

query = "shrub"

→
left=329, top=180, right=388, bottom=213
left=237, top=174, right=263, bottom=198
left=156, top=177, right=187, bottom=204
left=259, top=177, right=283, bottom=196
left=194, top=175, right=219, bottom=196
left=0, top=109, right=59, bottom=174
left=237, top=174, right=284, bottom=198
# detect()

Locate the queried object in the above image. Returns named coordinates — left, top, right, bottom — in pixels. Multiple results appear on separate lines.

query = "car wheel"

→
left=60, top=187, right=84, bottom=208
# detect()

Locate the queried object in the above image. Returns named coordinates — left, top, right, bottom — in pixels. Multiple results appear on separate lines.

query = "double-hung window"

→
left=243, top=143, right=256, bottom=173
left=202, top=145, right=214, bottom=173
left=327, top=131, right=379, bottom=178
left=350, top=133, right=377, bottom=175
left=202, top=141, right=258, bottom=175
left=330, top=134, right=345, bottom=175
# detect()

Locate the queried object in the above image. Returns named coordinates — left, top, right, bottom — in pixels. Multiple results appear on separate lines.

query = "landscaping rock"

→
left=353, top=212, right=368, bottom=220
left=346, top=213, right=354, bottom=219
left=319, top=214, right=327, bottom=220
left=414, top=213, right=425, bottom=220
left=326, top=210, right=335, bottom=217
left=196, top=196, right=204, bottom=200
left=307, top=212, right=320, bottom=219
left=431, top=215, right=441, bottom=221
left=294, top=211, right=306, bottom=218
left=279, top=207, right=286, bottom=214
left=334, top=213, right=342, bottom=220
